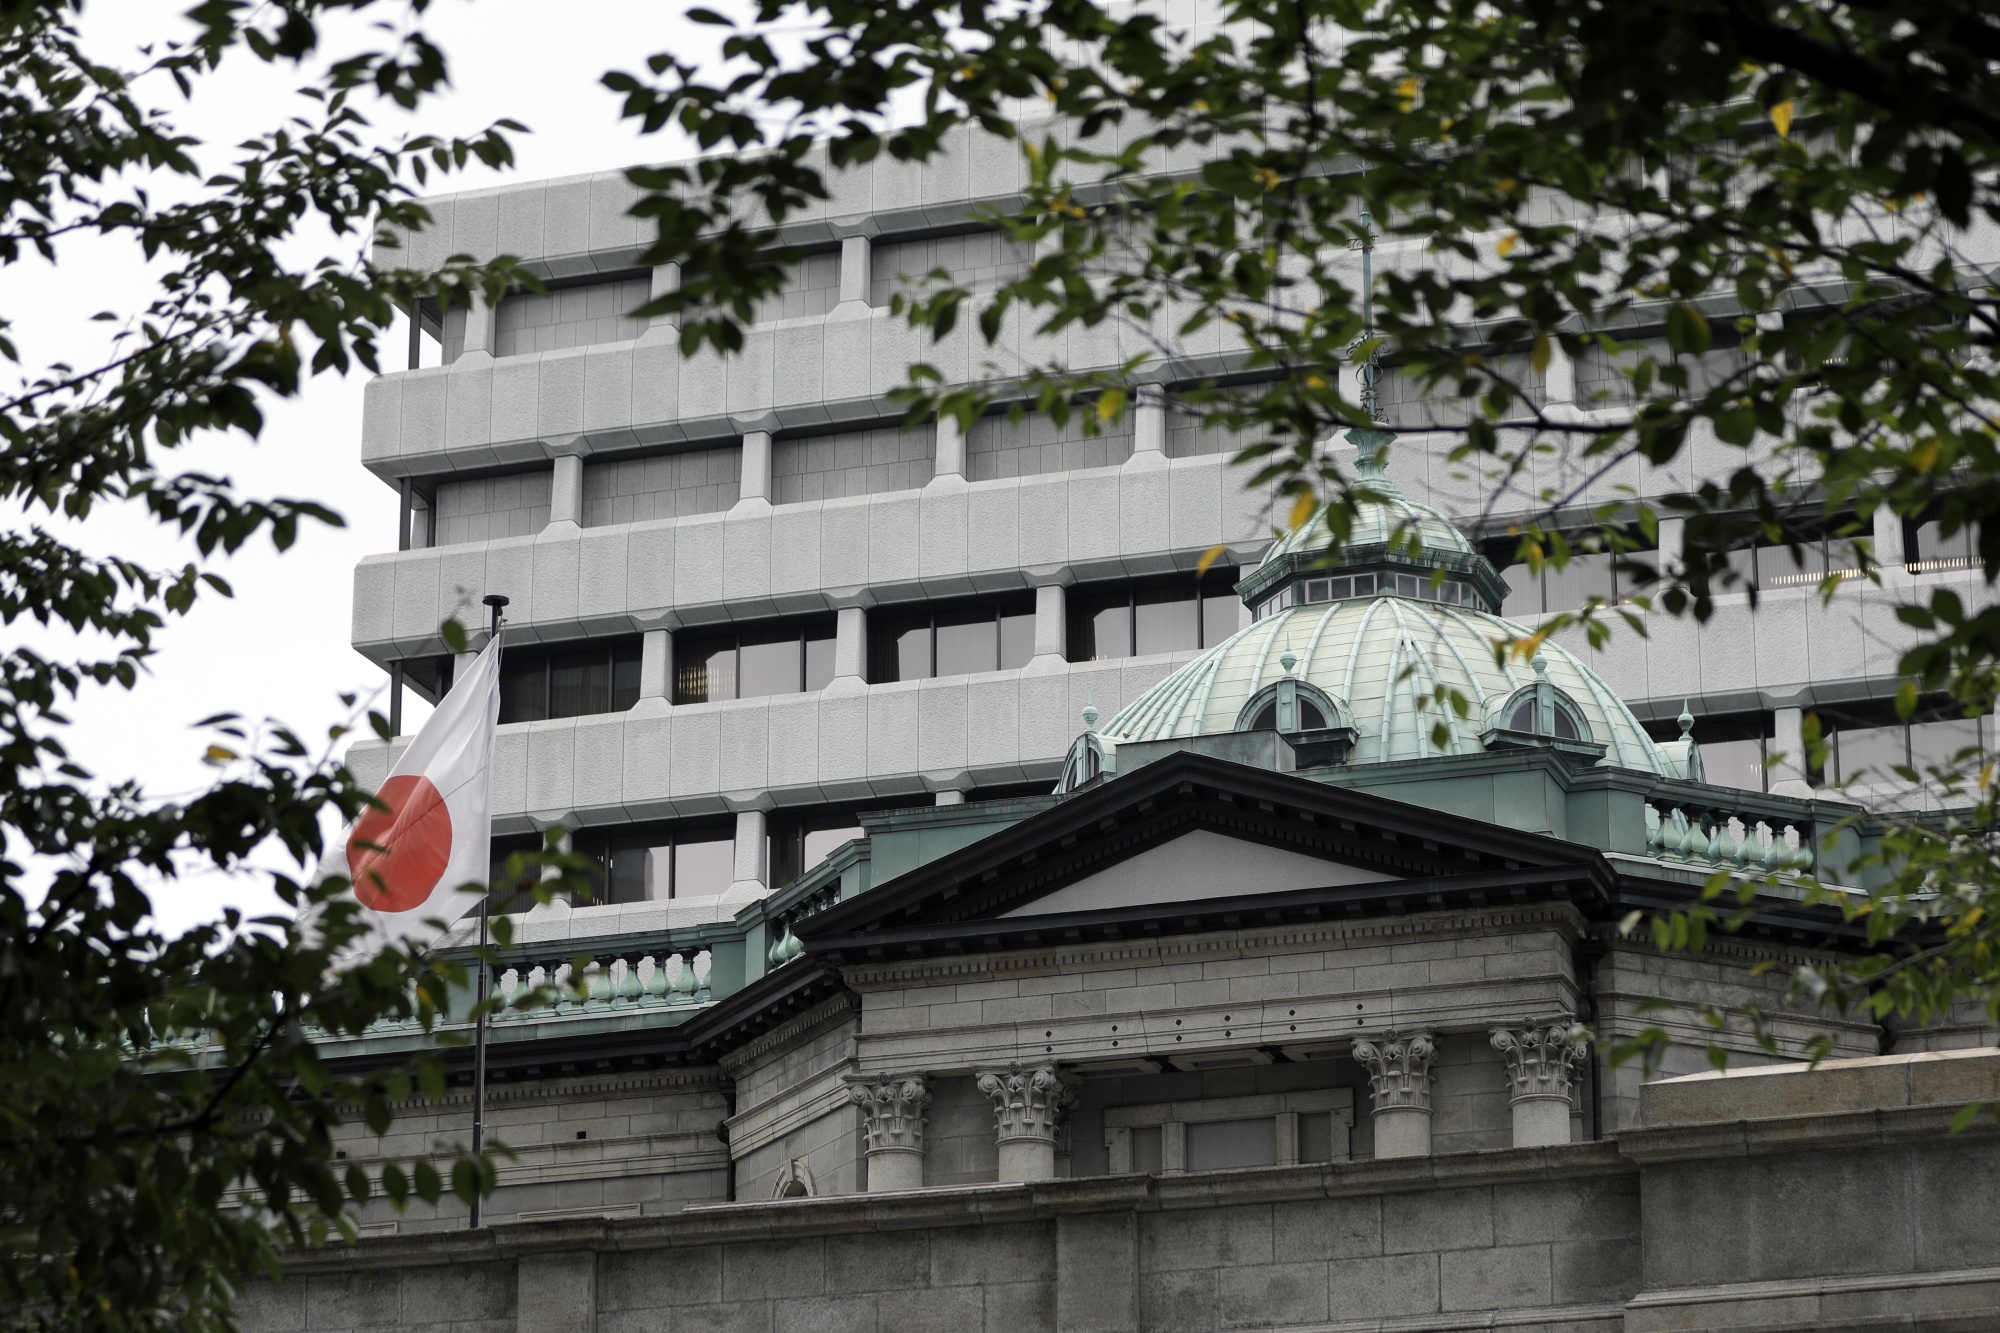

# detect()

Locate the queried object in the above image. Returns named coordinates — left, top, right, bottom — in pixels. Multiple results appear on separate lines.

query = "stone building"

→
left=280, top=121, right=2000, bottom=1331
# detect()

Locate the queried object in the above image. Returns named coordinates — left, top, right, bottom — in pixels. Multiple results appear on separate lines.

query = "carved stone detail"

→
left=1351, top=1032, right=1438, bottom=1113
left=1490, top=1022, right=1587, bottom=1105
left=847, top=1074, right=933, bottom=1154
left=975, top=1062, right=1076, bottom=1144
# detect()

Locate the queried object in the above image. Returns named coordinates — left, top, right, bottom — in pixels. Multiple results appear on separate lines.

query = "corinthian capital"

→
left=847, top=1073, right=933, bottom=1153
left=1491, top=1022, right=1587, bottom=1103
left=975, top=1062, right=1076, bottom=1144
left=1351, top=1032, right=1438, bottom=1113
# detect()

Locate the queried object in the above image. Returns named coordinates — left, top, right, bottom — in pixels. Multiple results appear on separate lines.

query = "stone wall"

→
left=581, top=445, right=740, bottom=525
left=432, top=471, right=553, bottom=546
left=772, top=422, right=935, bottom=504
left=241, top=1050, right=2000, bottom=1333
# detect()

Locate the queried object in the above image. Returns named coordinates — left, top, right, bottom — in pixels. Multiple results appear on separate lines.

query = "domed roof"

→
left=1100, top=599, right=1671, bottom=774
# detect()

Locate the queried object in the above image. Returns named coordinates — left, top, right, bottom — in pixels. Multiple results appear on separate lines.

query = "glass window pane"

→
left=1910, top=716, right=1982, bottom=775
left=1542, top=553, right=1616, bottom=612
left=893, top=623, right=931, bottom=680
left=1756, top=540, right=1826, bottom=588
left=1836, top=725, right=1907, bottom=783
left=1201, top=589, right=1239, bottom=647
left=675, top=635, right=735, bottom=703
left=803, top=825, right=863, bottom=873
left=1134, top=584, right=1199, bottom=655
left=737, top=630, right=801, bottom=699
left=999, top=607, right=1035, bottom=669
left=1298, top=1112, right=1335, bottom=1163
left=499, top=657, right=548, bottom=724
left=935, top=610, right=998, bottom=676
left=1702, top=737, right=1767, bottom=791
left=1186, top=1117, right=1276, bottom=1172
left=673, top=838, right=734, bottom=898
left=1090, top=602, right=1132, bottom=659
left=548, top=649, right=611, bottom=719
left=612, top=643, right=642, bottom=711
left=605, top=846, right=648, bottom=904
left=803, top=626, right=836, bottom=691
left=1500, top=565, right=1541, bottom=619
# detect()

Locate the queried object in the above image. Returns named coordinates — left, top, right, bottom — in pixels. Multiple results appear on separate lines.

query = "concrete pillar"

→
left=1873, top=503, right=1906, bottom=568
left=1029, top=584, right=1067, bottom=667
left=977, top=1062, right=1075, bottom=1183
left=648, top=262, right=681, bottom=330
left=1352, top=1033, right=1435, bottom=1159
left=1656, top=515, right=1686, bottom=580
left=934, top=413, right=967, bottom=480
left=833, top=606, right=868, bottom=685
left=738, top=430, right=772, bottom=505
left=1131, top=385, right=1167, bottom=459
left=548, top=454, right=584, bottom=528
left=639, top=629, right=672, bottom=701
left=849, top=1074, right=931, bottom=1192
left=838, top=235, right=872, bottom=306
left=723, top=808, right=768, bottom=901
left=460, top=290, right=496, bottom=361
left=1491, top=1023, right=1585, bottom=1149
left=1771, top=704, right=1812, bottom=796
left=1543, top=342, right=1575, bottom=405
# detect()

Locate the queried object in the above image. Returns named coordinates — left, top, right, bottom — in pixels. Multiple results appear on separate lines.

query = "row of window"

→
left=1648, top=704, right=1990, bottom=793
left=1257, top=570, right=1483, bottom=618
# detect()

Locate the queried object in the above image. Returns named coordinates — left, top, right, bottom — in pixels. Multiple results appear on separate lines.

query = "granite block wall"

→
left=495, top=276, right=650, bottom=358
left=582, top=445, right=741, bottom=525
left=772, top=423, right=936, bottom=503
left=968, top=409, right=1135, bottom=480
left=433, top=471, right=554, bottom=546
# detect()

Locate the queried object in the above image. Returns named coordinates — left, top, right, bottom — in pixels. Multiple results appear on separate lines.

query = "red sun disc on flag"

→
left=347, top=774, right=454, bottom=914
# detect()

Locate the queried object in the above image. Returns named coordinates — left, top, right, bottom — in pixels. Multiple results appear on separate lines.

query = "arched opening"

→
left=1250, top=699, right=1329, bottom=732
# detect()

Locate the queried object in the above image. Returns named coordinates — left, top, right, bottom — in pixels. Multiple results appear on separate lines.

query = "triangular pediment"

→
left=800, top=752, right=1614, bottom=960
left=1001, top=829, right=1396, bottom=917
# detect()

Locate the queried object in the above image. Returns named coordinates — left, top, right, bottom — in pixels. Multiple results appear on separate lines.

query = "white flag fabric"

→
left=341, top=634, right=503, bottom=952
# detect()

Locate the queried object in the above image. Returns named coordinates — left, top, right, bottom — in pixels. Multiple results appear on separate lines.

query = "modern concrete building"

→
left=282, top=123, right=2000, bottom=1330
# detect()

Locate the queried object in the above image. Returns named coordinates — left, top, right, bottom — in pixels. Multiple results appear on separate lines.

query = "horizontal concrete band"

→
left=283, top=1141, right=1632, bottom=1272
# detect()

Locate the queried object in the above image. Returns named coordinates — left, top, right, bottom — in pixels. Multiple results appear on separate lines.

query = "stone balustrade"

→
left=1644, top=800, right=1816, bottom=875
left=493, top=949, right=712, bottom=1020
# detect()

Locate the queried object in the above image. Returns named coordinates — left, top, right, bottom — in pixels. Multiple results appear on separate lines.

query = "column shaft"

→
left=934, top=413, right=967, bottom=479
left=724, top=809, right=768, bottom=901
left=549, top=454, right=584, bottom=528
left=739, top=430, right=773, bottom=505
left=839, top=235, right=872, bottom=306
left=639, top=629, right=672, bottom=701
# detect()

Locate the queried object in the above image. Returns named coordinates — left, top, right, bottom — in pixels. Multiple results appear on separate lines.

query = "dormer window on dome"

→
left=1481, top=657, right=1606, bottom=767
left=1234, top=654, right=1357, bottom=766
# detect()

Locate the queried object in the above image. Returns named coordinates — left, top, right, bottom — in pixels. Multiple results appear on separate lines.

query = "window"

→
left=499, top=639, right=642, bottom=723
left=1904, top=510, right=1982, bottom=574
left=1501, top=550, right=1655, bottom=618
left=869, top=596, right=1035, bottom=682
left=1249, top=699, right=1329, bottom=731
left=1645, top=712, right=1772, bottom=791
left=675, top=618, right=836, bottom=703
left=768, top=807, right=884, bottom=890
left=1816, top=701, right=1989, bottom=788
left=1067, top=570, right=1240, bottom=661
left=1509, top=696, right=1581, bottom=740
left=1186, top=1118, right=1277, bottom=1172
left=565, top=827, right=737, bottom=905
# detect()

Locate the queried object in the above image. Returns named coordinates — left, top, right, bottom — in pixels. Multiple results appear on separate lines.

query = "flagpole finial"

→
left=482, top=594, right=510, bottom=639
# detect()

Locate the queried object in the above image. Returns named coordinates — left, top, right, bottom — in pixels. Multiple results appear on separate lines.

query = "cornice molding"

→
left=717, top=993, right=857, bottom=1074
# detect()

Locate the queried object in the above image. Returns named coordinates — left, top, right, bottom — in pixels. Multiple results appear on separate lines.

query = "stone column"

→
left=639, top=629, right=672, bottom=702
left=1656, top=515, right=1686, bottom=580
left=722, top=808, right=768, bottom=902
left=1352, top=1032, right=1436, bottom=1159
left=933, top=413, right=967, bottom=480
left=976, top=1062, right=1076, bottom=1182
left=460, top=290, right=496, bottom=362
left=1130, top=384, right=1167, bottom=460
left=831, top=606, right=868, bottom=687
left=1027, top=584, right=1067, bottom=670
left=548, top=453, right=584, bottom=528
left=1491, top=1022, right=1587, bottom=1148
left=1873, top=503, right=1906, bottom=569
left=738, top=430, right=773, bottom=506
left=1770, top=703, right=1812, bottom=797
left=838, top=235, right=873, bottom=306
left=849, top=1074, right=932, bottom=1192
left=643, top=262, right=681, bottom=340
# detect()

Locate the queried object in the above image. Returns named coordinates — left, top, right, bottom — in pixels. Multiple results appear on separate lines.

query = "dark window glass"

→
left=1909, top=715, right=1983, bottom=774
left=1250, top=702, right=1278, bottom=731
left=935, top=607, right=998, bottom=675
left=999, top=607, right=1036, bottom=668
left=738, top=626, right=802, bottom=698
left=1835, top=725, right=1907, bottom=782
left=674, top=619, right=834, bottom=702
left=674, top=838, right=733, bottom=897
left=868, top=596, right=1035, bottom=682
left=1541, top=552, right=1617, bottom=613
left=499, top=638, right=642, bottom=722
left=1299, top=700, right=1328, bottom=730
left=1186, top=1117, right=1277, bottom=1171
left=1509, top=699, right=1536, bottom=731
left=1070, top=570, right=1240, bottom=661
left=1135, top=584, right=1199, bottom=655
left=1553, top=707, right=1580, bottom=741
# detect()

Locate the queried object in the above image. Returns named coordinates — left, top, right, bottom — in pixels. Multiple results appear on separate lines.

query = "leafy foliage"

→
left=602, top=0, right=2000, bottom=1055
left=0, top=2, right=560, bottom=1328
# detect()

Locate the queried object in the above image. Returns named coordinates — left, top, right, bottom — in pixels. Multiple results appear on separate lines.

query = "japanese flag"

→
left=342, top=634, right=502, bottom=951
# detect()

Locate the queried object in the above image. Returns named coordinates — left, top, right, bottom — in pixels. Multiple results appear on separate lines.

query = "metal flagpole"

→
left=469, top=593, right=509, bottom=1230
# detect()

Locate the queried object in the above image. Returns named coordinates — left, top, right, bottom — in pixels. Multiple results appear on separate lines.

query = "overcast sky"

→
left=7, top=0, right=716, bottom=934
